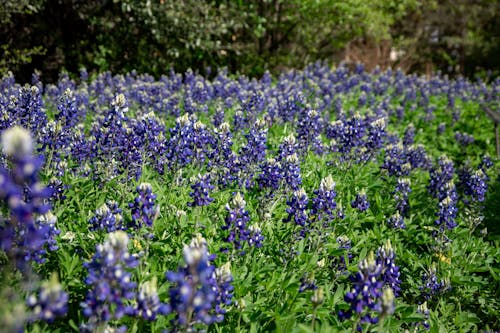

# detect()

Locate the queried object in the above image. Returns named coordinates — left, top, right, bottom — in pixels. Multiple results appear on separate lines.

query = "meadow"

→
left=0, top=63, right=499, bottom=332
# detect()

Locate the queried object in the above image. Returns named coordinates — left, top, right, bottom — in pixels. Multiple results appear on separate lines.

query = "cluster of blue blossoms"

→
left=166, top=234, right=233, bottom=331
left=0, top=126, right=58, bottom=267
left=79, top=232, right=233, bottom=332
left=339, top=240, right=400, bottom=329
left=221, top=192, right=264, bottom=253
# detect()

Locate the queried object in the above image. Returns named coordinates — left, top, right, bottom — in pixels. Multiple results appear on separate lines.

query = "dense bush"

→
left=1, top=0, right=498, bottom=82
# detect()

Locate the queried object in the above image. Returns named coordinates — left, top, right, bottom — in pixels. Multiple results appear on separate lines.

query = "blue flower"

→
left=166, top=234, right=233, bottom=330
left=394, top=178, right=411, bottom=216
left=189, top=174, right=214, bottom=207
left=284, top=188, right=309, bottom=232
left=128, top=183, right=159, bottom=229
left=221, top=193, right=263, bottom=252
left=0, top=126, right=55, bottom=268
left=81, top=231, right=138, bottom=329
left=26, top=274, right=68, bottom=323
left=351, top=190, right=370, bottom=212
left=89, top=201, right=124, bottom=232
left=136, top=277, right=170, bottom=321
left=311, top=175, right=337, bottom=225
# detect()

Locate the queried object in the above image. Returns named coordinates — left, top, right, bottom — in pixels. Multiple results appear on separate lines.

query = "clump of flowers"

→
left=0, top=126, right=56, bottom=268
left=394, top=178, right=411, bottom=216
left=26, top=274, right=68, bottom=323
left=338, top=241, right=400, bottom=329
left=351, top=190, right=370, bottom=212
left=166, top=234, right=233, bottom=331
left=311, top=175, right=337, bottom=226
left=458, top=166, right=488, bottom=203
left=419, top=263, right=451, bottom=301
left=81, top=231, right=139, bottom=331
left=387, top=211, right=406, bottom=229
left=284, top=188, right=309, bottom=237
left=338, top=251, right=384, bottom=326
left=136, top=277, right=170, bottom=321
left=189, top=173, right=214, bottom=207
left=88, top=201, right=124, bottom=232
left=221, top=192, right=263, bottom=253
left=128, top=182, right=159, bottom=229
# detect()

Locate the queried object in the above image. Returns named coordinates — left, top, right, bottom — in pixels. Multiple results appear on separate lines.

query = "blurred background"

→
left=1, top=0, right=499, bottom=83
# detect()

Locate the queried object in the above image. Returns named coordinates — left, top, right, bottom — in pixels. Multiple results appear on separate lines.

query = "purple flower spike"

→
left=166, top=234, right=233, bottom=330
left=351, top=190, right=370, bottom=212
left=81, top=231, right=138, bottom=330
left=27, top=274, right=68, bottom=323
left=129, top=182, right=159, bottom=229
left=189, top=173, right=214, bottom=207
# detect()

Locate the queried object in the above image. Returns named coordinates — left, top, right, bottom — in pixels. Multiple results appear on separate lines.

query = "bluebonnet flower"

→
left=479, top=154, right=493, bottom=173
left=189, top=174, right=214, bottom=207
left=212, top=262, right=234, bottom=323
left=380, top=288, right=395, bottom=317
left=0, top=126, right=55, bottom=268
left=339, top=240, right=400, bottom=328
left=26, top=274, right=68, bottom=323
left=366, top=118, right=386, bottom=151
left=221, top=192, right=263, bottom=252
left=47, top=177, right=67, bottom=203
left=296, top=109, right=324, bottom=154
left=428, top=155, right=455, bottom=199
left=380, top=143, right=410, bottom=177
left=406, top=144, right=432, bottom=170
left=136, top=277, right=170, bottom=321
left=403, top=123, right=416, bottom=145
left=435, top=190, right=458, bottom=230
left=128, top=183, right=159, bottom=229
left=338, top=251, right=384, bottom=326
left=458, top=167, right=488, bottom=203
left=191, top=120, right=215, bottom=166
left=351, top=190, right=370, bottom=212
left=376, top=240, right=401, bottom=297
left=416, top=302, right=430, bottom=330
left=235, top=118, right=268, bottom=187
left=88, top=94, right=144, bottom=180
left=454, top=132, right=474, bottom=146
left=239, top=118, right=268, bottom=166
left=166, top=234, right=233, bottom=330
left=36, top=211, right=60, bottom=255
left=311, top=175, right=337, bottom=225
left=437, top=123, right=446, bottom=134
left=247, top=224, right=264, bottom=248
left=89, top=201, right=124, bottom=232
left=278, top=133, right=299, bottom=161
left=299, top=274, right=318, bottom=293
left=419, top=264, right=450, bottom=301
left=165, top=114, right=196, bottom=170
left=81, top=231, right=139, bottom=330
left=387, top=211, right=406, bottom=229
left=13, top=85, right=47, bottom=137
left=394, top=178, right=411, bottom=216
left=209, top=122, right=238, bottom=187
left=284, top=188, right=309, bottom=232
left=281, top=153, right=302, bottom=191
left=257, top=157, right=283, bottom=191
left=135, top=112, right=168, bottom=175
left=211, top=106, right=225, bottom=128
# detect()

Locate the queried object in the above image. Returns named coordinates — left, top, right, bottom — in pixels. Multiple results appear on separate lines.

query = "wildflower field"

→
left=0, top=63, right=499, bottom=332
